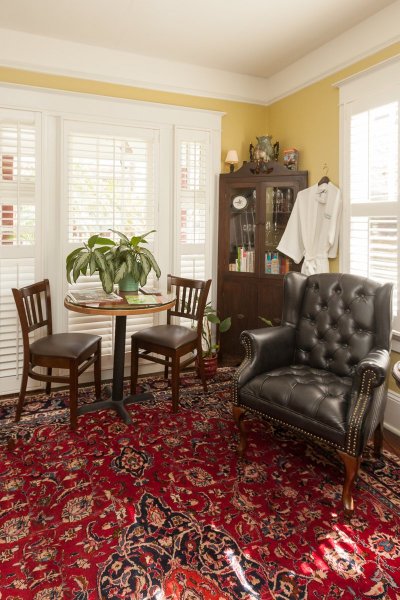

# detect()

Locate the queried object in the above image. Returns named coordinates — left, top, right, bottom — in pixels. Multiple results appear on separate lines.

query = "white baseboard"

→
left=384, top=389, right=400, bottom=437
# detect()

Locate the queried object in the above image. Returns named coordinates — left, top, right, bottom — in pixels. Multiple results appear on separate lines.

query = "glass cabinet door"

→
left=228, top=187, right=256, bottom=273
left=264, top=184, right=296, bottom=275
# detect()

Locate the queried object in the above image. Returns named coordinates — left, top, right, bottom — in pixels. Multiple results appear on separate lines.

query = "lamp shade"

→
left=225, top=150, right=239, bottom=165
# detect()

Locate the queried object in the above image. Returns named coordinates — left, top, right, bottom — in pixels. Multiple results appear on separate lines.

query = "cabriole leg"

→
left=232, top=405, right=248, bottom=456
left=337, top=450, right=361, bottom=516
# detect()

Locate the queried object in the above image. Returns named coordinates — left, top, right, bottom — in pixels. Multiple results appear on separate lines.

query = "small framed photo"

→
left=283, top=148, right=298, bottom=171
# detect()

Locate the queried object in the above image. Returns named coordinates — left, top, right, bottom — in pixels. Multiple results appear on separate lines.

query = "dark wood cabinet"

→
left=217, top=161, right=308, bottom=359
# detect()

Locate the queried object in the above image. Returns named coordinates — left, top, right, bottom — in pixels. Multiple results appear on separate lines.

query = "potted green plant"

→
left=66, top=229, right=161, bottom=294
left=200, top=302, right=231, bottom=378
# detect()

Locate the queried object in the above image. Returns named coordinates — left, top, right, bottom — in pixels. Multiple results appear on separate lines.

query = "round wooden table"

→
left=64, top=290, right=175, bottom=424
left=392, top=361, right=400, bottom=389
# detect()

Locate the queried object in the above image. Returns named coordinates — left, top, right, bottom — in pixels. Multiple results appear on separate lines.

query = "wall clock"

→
left=232, top=195, right=248, bottom=210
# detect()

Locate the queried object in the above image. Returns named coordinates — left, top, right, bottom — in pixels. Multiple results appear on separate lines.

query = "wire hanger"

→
left=318, top=163, right=330, bottom=186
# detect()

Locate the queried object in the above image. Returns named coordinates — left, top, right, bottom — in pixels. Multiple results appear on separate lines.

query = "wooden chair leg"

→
left=337, top=450, right=361, bottom=516
left=232, top=405, right=248, bottom=456
left=171, top=356, right=180, bottom=413
left=196, top=352, right=208, bottom=394
left=69, top=367, right=79, bottom=431
left=15, top=366, right=29, bottom=422
left=164, top=358, right=169, bottom=380
left=373, top=422, right=384, bottom=457
left=130, top=340, right=139, bottom=395
left=94, top=344, right=102, bottom=400
left=45, top=368, right=52, bottom=394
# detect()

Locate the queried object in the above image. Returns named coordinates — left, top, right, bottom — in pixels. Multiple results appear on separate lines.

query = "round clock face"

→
left=232, top=195, right=248, bottom=210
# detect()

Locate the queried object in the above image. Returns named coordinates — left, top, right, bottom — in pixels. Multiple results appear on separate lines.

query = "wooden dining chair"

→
left=12, top=279, right=102, bottom=430
left=130, top=275, right=211, bottom=412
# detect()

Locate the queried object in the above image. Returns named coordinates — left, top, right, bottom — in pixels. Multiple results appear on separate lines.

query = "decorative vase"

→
left=197, top=355, right=218, bottom=379
left=118, top=273, right=139, bottom=293
left=254, top=135, right=274, bottom=162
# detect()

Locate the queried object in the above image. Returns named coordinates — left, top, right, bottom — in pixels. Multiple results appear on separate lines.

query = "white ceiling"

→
left=0, top=0, right=398, bottom=78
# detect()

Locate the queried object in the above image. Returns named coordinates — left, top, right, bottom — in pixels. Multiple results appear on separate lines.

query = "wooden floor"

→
left=383, top=428, right=400, bottom=457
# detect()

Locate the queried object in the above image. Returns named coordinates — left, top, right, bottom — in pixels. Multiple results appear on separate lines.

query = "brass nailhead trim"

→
left=346, top=368, right=377, bottom=455
left=231, top=334, right=253, bottom=405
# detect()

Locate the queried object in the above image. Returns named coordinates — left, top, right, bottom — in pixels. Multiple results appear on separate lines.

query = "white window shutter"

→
left=0, top=110, right=40, bottom=392
left=64, top=122, right=159, bottom=359
left=342, top=87, right=400, bottom=331
left=175, top=128, right=211, bottom=280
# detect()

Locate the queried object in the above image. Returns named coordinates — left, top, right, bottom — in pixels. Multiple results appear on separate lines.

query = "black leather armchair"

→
left=232, top=272, right=393, bottom=515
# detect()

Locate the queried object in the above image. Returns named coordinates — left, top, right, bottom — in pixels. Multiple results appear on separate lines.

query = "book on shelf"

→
left=67, top=289, right=124, bottom=304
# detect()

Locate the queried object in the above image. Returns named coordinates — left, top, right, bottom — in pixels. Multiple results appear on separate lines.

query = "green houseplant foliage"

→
left=202, top=302, right=231, bottom=358
left=66, top=229, right=161, bottom=294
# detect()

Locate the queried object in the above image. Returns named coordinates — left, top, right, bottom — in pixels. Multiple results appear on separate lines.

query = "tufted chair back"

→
left=291, top=273, right=392, bottom=377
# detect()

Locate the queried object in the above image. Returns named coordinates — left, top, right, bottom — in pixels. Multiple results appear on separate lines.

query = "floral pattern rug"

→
left=0, top=368, right=400, bottom=599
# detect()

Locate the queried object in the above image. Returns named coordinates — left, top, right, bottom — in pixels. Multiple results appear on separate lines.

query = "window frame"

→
left=338, top=56, right=400, bottom=350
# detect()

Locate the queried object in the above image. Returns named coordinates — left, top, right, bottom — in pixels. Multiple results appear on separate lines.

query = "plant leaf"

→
left=140, top=247, right=161, bottom=278
left=132, top=260, right=140, bottom=282
left=87, top=234, right=99, bottom=249
left=109, top=229, right=129, bottom=245
left=66, top=247, right=84, bottom=265
left=100, top=270, right=114, bottom=294
left=93, top=249, right=108, bottom=272
left=206, top=313, right=220, bottom=325
left=89, top=254, right=97, bottom=275
left=219, top=317, right=231, bottom=333
left=125, top=253, right=135, bottom=273
left=139, top=269, right=147, bottom=287
left=140, top=254, right=151, bottom=279
left=72, top=253, right=90, bottom=282
left=114, top=262, right=127, bottom=283
left=93, top=236, right=115, bottom=247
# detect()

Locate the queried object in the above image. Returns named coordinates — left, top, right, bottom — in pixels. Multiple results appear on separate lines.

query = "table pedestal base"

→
left=77, top=392, right=153, bottom=424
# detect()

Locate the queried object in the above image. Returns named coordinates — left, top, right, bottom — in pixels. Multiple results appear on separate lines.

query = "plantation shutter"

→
left=64, top=121, right=159, bottom=361
left=175, top=128, right=211, bottom=280
left=0, top=109, right=41, bottom=392
left=346, top=99, right=399, bottom=331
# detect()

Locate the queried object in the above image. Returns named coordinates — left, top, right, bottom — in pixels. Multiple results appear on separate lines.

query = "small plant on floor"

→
left=202, top=303, right=231, bottom=358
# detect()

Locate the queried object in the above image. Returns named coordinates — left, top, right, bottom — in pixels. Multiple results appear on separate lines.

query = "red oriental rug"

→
left=0, top=367, right=400, bottom=599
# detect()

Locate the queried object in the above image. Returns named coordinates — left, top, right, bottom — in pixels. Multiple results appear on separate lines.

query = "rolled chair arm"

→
left=346, top=347, right=390, bottom=456
left=355, top=348, right=390, bottom=387
left=234, top=325, right=296, bottom=392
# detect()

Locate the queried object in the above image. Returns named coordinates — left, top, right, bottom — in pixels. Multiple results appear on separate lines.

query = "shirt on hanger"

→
left=277, top=181, right=342, bottom=275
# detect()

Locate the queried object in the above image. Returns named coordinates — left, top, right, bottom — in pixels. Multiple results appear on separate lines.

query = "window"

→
left=175, top=128, right=211, bottom=279
left=0, top=85, right=221, bottom=393
left=63, top=121, right=158, bottom=362
left=0, top=109, right=41, bottom=392
left=339, top=58, right=400, bottom=334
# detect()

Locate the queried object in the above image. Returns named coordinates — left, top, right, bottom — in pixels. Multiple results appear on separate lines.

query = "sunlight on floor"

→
left=226, top=548, right=260, bottom=598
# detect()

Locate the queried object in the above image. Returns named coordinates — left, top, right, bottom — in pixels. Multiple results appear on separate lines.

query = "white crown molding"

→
left=0, top=28, right=267, bottom=105
left=1, top=1, right=400, bottom=106
left=263, top=1, right=400, bottom=105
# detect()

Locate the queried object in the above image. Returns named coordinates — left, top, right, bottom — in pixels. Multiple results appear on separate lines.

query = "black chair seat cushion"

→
left=239, top=364, right=353, bottom=447
left=30, top=333, right=101, bottom=360
left=132, top=325, right=197, bottom=351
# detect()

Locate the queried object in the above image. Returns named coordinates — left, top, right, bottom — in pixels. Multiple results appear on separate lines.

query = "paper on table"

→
left=125, top=294, right=159, bottom=305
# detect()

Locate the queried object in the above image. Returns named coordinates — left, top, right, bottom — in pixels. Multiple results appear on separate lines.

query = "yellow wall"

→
left=0, top=67, right=266, bottom=172
left=267, top=42, right=400, bottom=391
